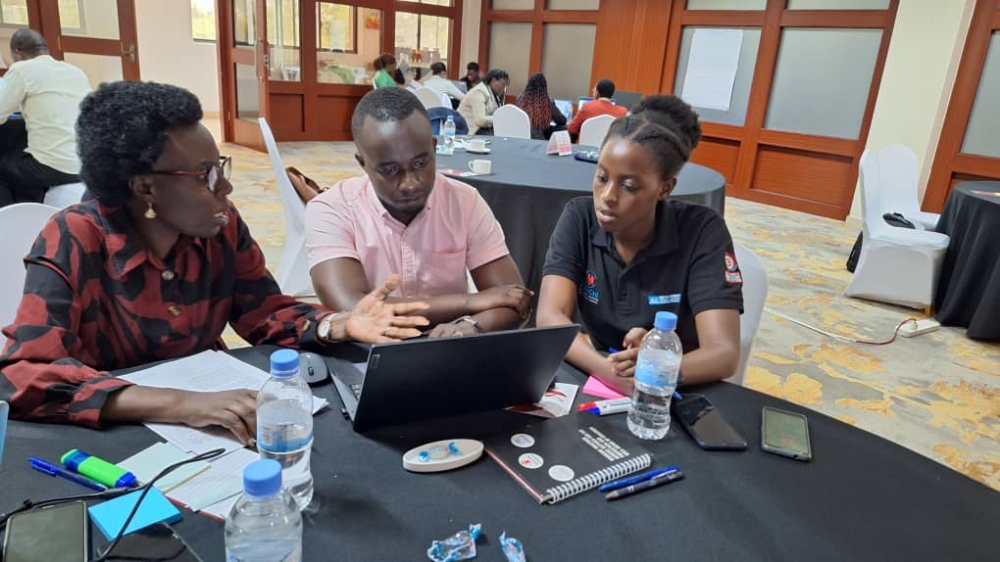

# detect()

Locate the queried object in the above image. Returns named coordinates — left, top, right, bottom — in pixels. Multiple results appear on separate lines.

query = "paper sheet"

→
left=117, top=442, right=210, bottom=493
left=582, top=376, right=627, bottom=400
left=167, top=448, right=258, bottom=513
left=680, top=28, right=743, bottom=111
left=120, top=350, right=328, bottom=454
left=506, top=383, right=579, bottom=418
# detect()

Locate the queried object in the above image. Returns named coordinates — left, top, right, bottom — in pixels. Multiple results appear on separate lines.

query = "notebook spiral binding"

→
left=542, top=453, right=652, bottom=504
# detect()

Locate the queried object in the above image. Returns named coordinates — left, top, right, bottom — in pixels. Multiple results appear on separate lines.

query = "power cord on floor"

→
left=764, top=307, right=917, bottom=346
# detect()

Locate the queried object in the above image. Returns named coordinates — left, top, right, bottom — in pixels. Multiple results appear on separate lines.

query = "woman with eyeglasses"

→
left=0, top=81, right=429, bottom=445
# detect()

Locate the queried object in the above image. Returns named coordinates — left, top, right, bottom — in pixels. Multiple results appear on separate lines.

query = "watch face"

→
left=318, top=317, right=331, bottom=339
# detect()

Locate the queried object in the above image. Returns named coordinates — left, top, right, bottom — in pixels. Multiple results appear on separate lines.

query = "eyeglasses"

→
left=149, top=156, right=232, bottom=194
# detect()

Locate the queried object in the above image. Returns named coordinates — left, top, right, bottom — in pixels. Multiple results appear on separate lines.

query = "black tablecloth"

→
left=438, top=138, right=726, bottom=295
left=934, top=181, right=1000, bottom=340
left=3, top=346, right=997, bottom=561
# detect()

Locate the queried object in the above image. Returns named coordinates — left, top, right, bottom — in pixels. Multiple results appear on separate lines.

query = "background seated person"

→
left=516, top=73, right=566, bottom=140
left=373, top=54, right=398, bottom=88
left=460, top=62, right=481, bottom=92
left=537, top=96, right=742, bottom=396
left=306, top=88, right=531, bottom=338
left=424, top=62, right=465, bottom=109
left=0, top=82, right=428, bottom=445
left=458, top=69, right=509, bottom=136
left=0, top=29, right=90, bottom=208
left=567, top=79, right=628, bottom=141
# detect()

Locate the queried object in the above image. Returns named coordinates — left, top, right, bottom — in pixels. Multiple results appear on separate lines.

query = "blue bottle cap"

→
left=654, top=311, right=678, bottom=331
left=243, top=459, right=282, bottom=498
left=270, top=349, right=300, bottom=378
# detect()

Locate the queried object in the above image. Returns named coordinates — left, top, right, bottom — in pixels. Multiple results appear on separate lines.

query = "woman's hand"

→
left=344, top=274, right=430, bottom=343
left=427, top=319, right=480, bottom=338
left=173, top=389, right=259, bottom=446
left=608, top=327, right=649, bottom=377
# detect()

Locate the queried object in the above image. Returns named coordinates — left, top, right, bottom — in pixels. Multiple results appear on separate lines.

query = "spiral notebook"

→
left=485, top=413, right=652, bottom=504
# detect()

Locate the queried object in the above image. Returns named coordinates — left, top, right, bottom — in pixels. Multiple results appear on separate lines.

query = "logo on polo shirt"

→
left=648, top=294, right=681, bottom=306
left=582, top=269, right=600, bottom=304
left=725, top=252, right=743, bottom=284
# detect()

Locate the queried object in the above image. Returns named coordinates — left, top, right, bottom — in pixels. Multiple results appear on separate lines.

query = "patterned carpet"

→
left=218, top=138, right=1000, bottom=492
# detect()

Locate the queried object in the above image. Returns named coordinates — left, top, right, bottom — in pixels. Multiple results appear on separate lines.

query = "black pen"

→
left=605, top=469, right=684, bottom=501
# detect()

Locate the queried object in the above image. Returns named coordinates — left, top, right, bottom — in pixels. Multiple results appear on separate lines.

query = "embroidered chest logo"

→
left=581, top=269, right=600, bottom=304
left=725, top=252, right=743, bottom=284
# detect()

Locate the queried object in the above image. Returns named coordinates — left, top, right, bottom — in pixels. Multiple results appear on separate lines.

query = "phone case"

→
left=674, top=395, right=748, bottom=451
left=760, top=407, right=812, bottom=461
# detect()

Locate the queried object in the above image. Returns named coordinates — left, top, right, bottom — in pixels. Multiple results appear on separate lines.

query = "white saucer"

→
left=466, top=148, right=492, bottom=155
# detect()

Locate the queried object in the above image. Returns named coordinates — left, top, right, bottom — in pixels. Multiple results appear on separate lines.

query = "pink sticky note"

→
left=582, top=376, right=626, bottom=400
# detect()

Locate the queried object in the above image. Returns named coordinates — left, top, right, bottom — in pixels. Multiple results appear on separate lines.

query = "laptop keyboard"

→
left=350, top=383, right=362, bottom=398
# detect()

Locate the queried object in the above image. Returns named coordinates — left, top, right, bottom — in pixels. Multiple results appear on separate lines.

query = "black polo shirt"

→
left=543, top=197, right=743, bottom=354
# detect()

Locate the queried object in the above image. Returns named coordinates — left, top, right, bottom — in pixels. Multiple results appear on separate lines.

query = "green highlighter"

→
left=61, top=449, right=138, bottom=488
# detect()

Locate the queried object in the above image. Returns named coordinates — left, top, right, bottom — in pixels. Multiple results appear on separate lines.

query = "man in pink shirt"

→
left=305, top=88, right=531, bottom=338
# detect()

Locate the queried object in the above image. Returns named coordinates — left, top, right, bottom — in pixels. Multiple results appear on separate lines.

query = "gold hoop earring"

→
left=144, top=203, right=157, bottom=219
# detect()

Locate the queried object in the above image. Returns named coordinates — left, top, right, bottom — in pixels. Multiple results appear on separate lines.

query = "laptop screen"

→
left=577, top=96, right=594, bottom=110
left=554, top=99, right=573, bottom=120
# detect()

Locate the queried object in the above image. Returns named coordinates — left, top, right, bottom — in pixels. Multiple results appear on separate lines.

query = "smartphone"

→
left=100, top=523, right=204, bottom=562
left=2, top=501, right=89, bottom=562
left=761, top=406, right=812, bottom=461
left=672, top=394, right=748, bottom=451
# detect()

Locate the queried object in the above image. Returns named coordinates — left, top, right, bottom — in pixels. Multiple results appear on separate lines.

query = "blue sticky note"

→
left=88, top=487, right=182, bottom=540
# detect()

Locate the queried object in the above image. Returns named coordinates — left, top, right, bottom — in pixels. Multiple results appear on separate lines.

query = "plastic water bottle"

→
left=257, top=349, right=314, bottom=510
left=441, top=115, right=456, bottom=155
left=628, top=312, right=683, bottom=440
left=225, top=459, right=302, bottom=562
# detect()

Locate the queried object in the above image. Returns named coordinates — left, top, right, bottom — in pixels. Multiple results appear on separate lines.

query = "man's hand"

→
left=427, top=319, right=479, bottom=338
left=469, top=284, right=533, bottom=318
left=344, top=274, right=430, bottom=343
left=174, top=389, right=259, bottom=446
left=608, top=328, right=649, bottom=377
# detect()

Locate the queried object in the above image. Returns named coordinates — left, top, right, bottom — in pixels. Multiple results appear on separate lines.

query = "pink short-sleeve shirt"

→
left=305, top=173, right=510, bottom=298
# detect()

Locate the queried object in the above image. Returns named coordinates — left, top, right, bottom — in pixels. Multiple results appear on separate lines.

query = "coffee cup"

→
left=468, top=159, right=492, bottom=174
left=467, top=139, right=487, bottom=152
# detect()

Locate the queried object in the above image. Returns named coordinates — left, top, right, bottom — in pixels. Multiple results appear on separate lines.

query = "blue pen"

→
left=29, top=457, right=108, bottom=491
left=599, top=466, right=680, bottom=493
left=608, top=348, right=683, bottom=401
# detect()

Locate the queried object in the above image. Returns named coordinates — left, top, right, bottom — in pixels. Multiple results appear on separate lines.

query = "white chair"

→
left=578, top=114, right=615, bottom=147
left=844, top=149, right=950, bottom=309
left=0, top=202, right=59, bottom=349
left=871, top=144, right=941, bottom=230
left=727, top=243, right=768, bottom=387
left=414, top=87, right=446, bottom=110
left=258, top=118, right=315, bottom=298
left=43, top=182, right=86, bottom=208
left=492, top=105, right=531, bottom=139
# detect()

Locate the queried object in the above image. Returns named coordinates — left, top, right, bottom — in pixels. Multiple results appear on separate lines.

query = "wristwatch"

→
left=456, top=316, right=483, bottom=333
left=317, top=313, right=337, bottom=342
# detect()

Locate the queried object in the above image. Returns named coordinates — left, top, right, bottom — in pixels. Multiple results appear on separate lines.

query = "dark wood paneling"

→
left=592, top=0, right=672, bottom=95
left=691, top=138, right=740, bottom=187
left=269, top=94, right=305, bottom=134
left=750, top=146, right=853, bottom=211
left=317, top=95, right=363, bottom=140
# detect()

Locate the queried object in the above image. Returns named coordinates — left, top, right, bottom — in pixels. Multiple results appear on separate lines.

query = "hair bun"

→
left=630, top=95, right=702, bottom=152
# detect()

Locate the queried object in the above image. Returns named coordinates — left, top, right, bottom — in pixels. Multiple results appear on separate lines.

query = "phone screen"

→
left=763, top=407, right=811, bottom=458
left=3, top=501, right=88, bottom=562
left=674, top=395, right=747, bottom=450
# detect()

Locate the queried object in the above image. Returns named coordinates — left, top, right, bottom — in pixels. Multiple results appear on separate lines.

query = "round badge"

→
left=517, top=453, right=544, bottom=470
left=510, top=433, right=535, bottom=448
left=548, top=465, right=575, bottom=482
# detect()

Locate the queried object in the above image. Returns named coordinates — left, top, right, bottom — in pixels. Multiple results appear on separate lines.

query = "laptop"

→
left=611, top=90, right=643, bottom=112
left=330, top=325, right=579, bottom=431
left=554, top=99, right=574, bottom=120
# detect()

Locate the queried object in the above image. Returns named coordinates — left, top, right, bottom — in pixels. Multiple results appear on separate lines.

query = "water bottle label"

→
left=258, top=424, right=313, bottom=453
left=227, top=546, right=301, bottom=562
left=634, top=354, right=679, bottom=388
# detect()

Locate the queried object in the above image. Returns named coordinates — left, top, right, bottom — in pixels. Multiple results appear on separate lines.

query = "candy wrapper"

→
left=427, top=523, right=482, bottom=562
left=499, top=532, right=526, bottom=562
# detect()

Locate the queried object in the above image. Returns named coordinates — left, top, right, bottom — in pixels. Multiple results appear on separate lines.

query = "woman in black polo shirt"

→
left=537, top=96, right=743, bottom=396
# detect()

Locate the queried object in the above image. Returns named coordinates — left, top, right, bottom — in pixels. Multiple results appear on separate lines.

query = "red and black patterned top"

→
left=0, top=200, right=332, bottom=426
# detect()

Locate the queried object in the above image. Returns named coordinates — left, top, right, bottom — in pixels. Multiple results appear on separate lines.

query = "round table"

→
left=934, top=181, right=1000, bottom=340
left=438, top=137, right=727, bottom=294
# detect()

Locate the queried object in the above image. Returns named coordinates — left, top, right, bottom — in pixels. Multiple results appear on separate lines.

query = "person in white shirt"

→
left=0, top=29, right=90, bottom=208
left=423, top=62, right=465, bottom=108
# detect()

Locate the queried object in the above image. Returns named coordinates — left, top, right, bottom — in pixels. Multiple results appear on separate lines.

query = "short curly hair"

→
left=351, top=87, right=428, bottom=138
left=76, top=81, right=203, bottom=206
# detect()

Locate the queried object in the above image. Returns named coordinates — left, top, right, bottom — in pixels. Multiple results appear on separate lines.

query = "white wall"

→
left=460, top=0, right=481, bottom=77
left=850, top=0, right=976, bottom=219
left=135, top=0, right=220, bottom=113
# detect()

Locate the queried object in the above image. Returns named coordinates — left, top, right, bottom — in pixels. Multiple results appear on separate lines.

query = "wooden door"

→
left=218, top=0, right=270, bottom=150
left=41, top=0, right=140, bottom=85
left=924, top=0, right=1000, bottom=212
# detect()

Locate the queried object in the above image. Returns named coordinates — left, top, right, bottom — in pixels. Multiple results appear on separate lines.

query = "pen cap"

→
left=61, top=449, right=137, bottom=488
